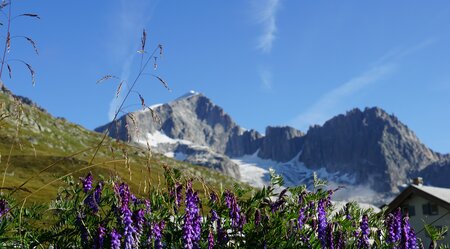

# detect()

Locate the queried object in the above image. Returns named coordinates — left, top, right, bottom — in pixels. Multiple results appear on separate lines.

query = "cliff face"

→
left=299, top=107, right=440, bottom=192
left=96, top=93, right=449, bottom=194
left=257, top=126, right=305, bottom=162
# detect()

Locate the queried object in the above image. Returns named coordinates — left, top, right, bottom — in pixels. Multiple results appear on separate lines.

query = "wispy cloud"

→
left=291, top=63, right=395, bottom=130
left=259, top=68, right=273, bottom=91
left=290, top=39, right=436, bottom=130
left=253, top=0, right=281, bottom=53
left=107, top=0, right=159, bottom=120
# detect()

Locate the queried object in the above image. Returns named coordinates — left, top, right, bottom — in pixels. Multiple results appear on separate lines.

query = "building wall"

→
left=401, top=195, right=450, bottom=247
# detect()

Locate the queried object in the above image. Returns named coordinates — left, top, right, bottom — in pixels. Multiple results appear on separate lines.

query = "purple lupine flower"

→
left=84, top=194, right=99, bottom=213
left=0, top=199, right=9, bottom=219
left=408, top=228, right=418, bottom=249
left=298, top=191, right=306, bottom=206
left=394, top=208, right=403, bottom=242
left=335, top=230, right=344, bottom=249
left=133, top=209, right=145, bottom=242
left=255, top=209, right=261, bottom=227
left=81, top=172, right=93, bottom=193
left=385, top=213, right=397, bottom=244
left=357, top=215, right=370, bottom=248
left=94, top=225, right=106, bottom=249
left=84, top=181, right=102, bottom=214
left=116, top=183, right=137, bottom=249
left=224, top=190, right=245, bottom=230
left=217, top=218, right=228, bottom=245
left=326, top=189, right=334, bottom=207
left=145, top=199, right=151, bottom=214
left=402, top=216, right=411, bottom=249
left=208, top=229, right=215, bottom=249
left=183, top=181, right=201, bottom=249
left=94, top=181, right=103, bottom=204
left=111, top=229, right=122, bottom=249
left=210, top=192, right=218, bottom=203
left=317, top=199, right=328, bottom=248
left=130, top=193, right=137, bottom=205
left=298, top=208, right=305, bottom=230
left=152, top=221, right=165, bottom=249
left=344, top=203, right=352, bottom=220
left=308, top=201, right=315, bottom=213
left=122, top=206, right=137, bottom=249
left=211, top=209, right=219, bottom=222
left=301, top=235, right=311, bottom=248
left=401, top=215, right=419, bottom=249
left=326, top=223, right=334, bottom=249
left=271, top=198, right=286, bottom=213
left=175, top=182, right=183, bottom=207
left=270, top=189, right=287, bottom=213
left=117, top=183, right=131, bottom=207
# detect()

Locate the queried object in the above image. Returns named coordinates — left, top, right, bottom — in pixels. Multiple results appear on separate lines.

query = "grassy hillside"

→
left=0, top=91, right=247, bottom=204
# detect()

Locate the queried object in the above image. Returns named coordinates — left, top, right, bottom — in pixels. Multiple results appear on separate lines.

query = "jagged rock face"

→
left=225, top=128, right=263, bottom=157
left=96, top=92, right=244, bottom=178
left=258, top=126, right=305, bottom=162
left=299, top=107, right=440, bottom=192
left=417, top=157, right=450, bottom=187
left=151, top=94, right=237, bottom=153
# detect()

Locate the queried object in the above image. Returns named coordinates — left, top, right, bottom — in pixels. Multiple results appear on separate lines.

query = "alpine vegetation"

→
left=0, top=168, right=435, bottom=248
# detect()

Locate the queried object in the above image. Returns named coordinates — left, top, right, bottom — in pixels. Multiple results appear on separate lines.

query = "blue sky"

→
left=4, top=1, right=450, bottom=153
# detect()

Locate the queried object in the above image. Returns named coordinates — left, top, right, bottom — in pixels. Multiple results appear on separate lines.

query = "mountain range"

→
left=96, top=91, right=450, bottom=202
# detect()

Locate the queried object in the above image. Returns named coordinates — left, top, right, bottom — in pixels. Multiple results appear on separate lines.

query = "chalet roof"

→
left=387, top=184, right=450, bottom=213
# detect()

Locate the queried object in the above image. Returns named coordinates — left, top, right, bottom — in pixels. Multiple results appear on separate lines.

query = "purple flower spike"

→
left=317, top=199, right=328, bottom=248
left=133, top=209, right=145, bottom=242
left=335, top=231, right=344, bottom=249
left=385, top=214, right=396, bottom=244
left=210, top=192, right=218, bottom=203
left=326, top=223, right=334, bottom=249
left=402, top=216, right=418, bottom=249
left=298, top=208, right=305, bottom=230
left=94, top=181, right=103, bottom=204
left=225, top=190, right=245, bottom=230
left=183, top=181, right=201, bottom=249
left=394, top=208, right=402, bottom=242
left=208, top=229, right=215, bottom=249
left=122, top=206, right=136, bottom=249
left=0, top=199, right=10, bottom=219
left=111, top=229, right=122, bottom=249
left=94, top=225, right=106, bottom=249
left=115, top=183, right=137, bottom=249
left=176, top=182, right=183, bottom=207
left=255, top=209, right=261, bottom=227
left=152, top=221, right=165, bottom=249
left=81, top=172, right=93, bottom=193
left=357, top=215, right=370, bottom=248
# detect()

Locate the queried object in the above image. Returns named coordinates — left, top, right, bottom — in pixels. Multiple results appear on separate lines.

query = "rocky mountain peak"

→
left=300, top=107, right=440, bottom=192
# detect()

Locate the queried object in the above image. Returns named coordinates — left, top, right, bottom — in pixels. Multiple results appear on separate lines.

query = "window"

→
left=401, top=205, right=416, bottom=216
left=422, top=203, right=439, bottom=215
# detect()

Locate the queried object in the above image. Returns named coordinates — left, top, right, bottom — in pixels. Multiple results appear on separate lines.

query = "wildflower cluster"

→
left=0, top=169, right=445, bottom=248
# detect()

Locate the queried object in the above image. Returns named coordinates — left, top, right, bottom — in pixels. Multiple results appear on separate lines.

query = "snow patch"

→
left=135, top=131, right=192, bottom=147
left=175, top=90, right=200, bottom=101
left=232, top=151, right=356, bottom=190
left=164, top=152, right=188, bottom=161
